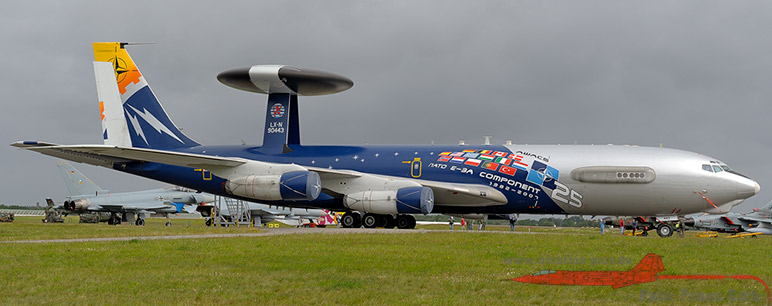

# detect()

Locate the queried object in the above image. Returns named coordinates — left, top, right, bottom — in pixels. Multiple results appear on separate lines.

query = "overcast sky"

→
left=2, top=1, right=772, bottom=213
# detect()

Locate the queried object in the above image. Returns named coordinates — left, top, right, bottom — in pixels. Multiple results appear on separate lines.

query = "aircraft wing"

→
left=98, top=203, right=172, bottom=212
left=14, top=142, right=506, bottom=206
left=308, top=167, right=508, bottom=205
left=737, top=216, right=772, bottom=224
left=11, top=142, right=245, bottom=168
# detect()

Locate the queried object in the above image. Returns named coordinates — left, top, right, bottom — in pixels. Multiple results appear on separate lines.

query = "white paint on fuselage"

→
left=503, top=144, right=757, bottom=216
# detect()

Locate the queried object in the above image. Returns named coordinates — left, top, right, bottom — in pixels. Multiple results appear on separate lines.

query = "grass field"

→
left=1, top=216, right=770, bottom=305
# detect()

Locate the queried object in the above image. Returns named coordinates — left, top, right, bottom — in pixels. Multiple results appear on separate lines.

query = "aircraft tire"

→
left=396, top=215, right=411, bottom=229
left=407, top=215, right=416, bottom=229
left=205, top=219, right=213, bottom=227
left=383, top=215, right=396, bottom=229
left=376, top=215, right=389, bottom=228
left=341, top=212, right=361, bottom=228
left=656, top=223, right=673, bottom=238
left=136, top=219, right=145, bottom=226
left=362, top=213, right=378, bottom=228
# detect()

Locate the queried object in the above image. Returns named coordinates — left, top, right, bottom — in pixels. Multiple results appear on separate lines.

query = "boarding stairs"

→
left=211, top=196, right=252, bottom=227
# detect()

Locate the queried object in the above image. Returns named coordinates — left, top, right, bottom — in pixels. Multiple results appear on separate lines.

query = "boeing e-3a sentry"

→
left=12, top=42, right=760, bottom=236
left=52, top=161, right=213, bottom=226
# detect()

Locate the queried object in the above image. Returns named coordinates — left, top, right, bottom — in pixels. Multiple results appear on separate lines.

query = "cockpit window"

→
left=703, top=163, right=732, bottom=173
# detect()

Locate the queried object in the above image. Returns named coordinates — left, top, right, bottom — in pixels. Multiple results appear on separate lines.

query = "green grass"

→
left=0, top=217, right=770, bottom=305
left=0, top=216, right=261, bottom=241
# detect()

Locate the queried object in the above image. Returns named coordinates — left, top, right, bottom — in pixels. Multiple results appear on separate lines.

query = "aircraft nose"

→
left=737, top=177, right=760, bottom=199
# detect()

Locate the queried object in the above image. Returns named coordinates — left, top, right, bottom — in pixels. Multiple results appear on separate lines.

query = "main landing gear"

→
left=107, top=212, right=121, bottom=225
left=629, top=217, right=680, bottom=238
left=656, top=223, right=674, bottom=238
left=340, top=212, right=415, bottom=229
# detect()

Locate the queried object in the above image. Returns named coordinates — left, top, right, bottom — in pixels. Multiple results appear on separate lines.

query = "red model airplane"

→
left=513, top=253, right=664, bottom=289
left=513, top=253, right=769, bottom=305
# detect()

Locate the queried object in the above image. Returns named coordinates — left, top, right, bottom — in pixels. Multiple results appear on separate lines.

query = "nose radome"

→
left=738, top=178, right=760, bottom=199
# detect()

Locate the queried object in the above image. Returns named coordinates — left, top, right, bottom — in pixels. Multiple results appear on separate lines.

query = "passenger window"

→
left=702, top=164, right=713, bottom=172
left=712, top=165, right=723, bottom=173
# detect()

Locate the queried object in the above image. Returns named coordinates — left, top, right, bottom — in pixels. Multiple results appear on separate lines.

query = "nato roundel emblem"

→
left=270, top=103, right=285, bottom=118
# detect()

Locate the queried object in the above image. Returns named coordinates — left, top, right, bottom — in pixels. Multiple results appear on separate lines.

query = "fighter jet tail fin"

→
left=92, top=42, right=199, bottom=149
left=631, top=253, right=665, bottom=275
left=56, top=161, right=108, bottom=197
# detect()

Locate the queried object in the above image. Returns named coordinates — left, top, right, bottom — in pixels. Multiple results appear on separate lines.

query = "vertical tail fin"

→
left=56, top=161, right=107, bottom=196
left=92, top=42, right=199, bottom=149
left=760, top=200, right=772, bottom=213
left=630, top=254, right=665, bottom=275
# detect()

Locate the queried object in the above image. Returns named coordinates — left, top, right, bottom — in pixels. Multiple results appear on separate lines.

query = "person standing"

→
left=449, top=216, right=455, bottom=230
left=509, top=216, right=517, bottom=232
left=619, top=219, right=625, bottom=235
left=461, top=218, right=466, bottom=230
left=599, top=219, right=605, bottom=234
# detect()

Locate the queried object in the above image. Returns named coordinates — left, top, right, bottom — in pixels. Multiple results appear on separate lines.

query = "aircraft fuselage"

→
left=115, top=143, right=758, bottom=216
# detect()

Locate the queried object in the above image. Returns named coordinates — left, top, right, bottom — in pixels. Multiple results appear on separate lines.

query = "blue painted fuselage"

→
left=116, top=144, right=559, bottom=215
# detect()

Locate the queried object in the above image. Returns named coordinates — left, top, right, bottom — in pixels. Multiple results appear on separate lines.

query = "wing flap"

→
left=418, top=179, right=508, bottom=206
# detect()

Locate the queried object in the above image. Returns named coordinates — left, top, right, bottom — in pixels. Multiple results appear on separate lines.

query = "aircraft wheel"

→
left=407, top=215, right=416, bottom=229
left=376, top=215, right=389, bottom=228
left=362, top=213, right=378, bottom=228
left=136, top=219, right=145, bottom=226
left=341, top=212, right=361, bottom=228
left=205, top=219, right=213, bottom=227
left=656, top=223, right=673, bottom=238
left=396, top=215, right=412, bottom=229
left=383, top=215, right=396, bottom=229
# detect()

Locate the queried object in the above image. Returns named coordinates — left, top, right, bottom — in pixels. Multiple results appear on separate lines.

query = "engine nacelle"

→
left=63, top=199, right=89, bottom=211
left=343, top=187, right=434, bottom=215
left=224, top=171, right=321, bottom=201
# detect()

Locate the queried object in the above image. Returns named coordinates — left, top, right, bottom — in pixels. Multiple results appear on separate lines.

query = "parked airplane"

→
left=51, top=161, right=213, bottom=225
left=685, top=200, right=772, bottom=235
left=12, top=42, right=760, bottom=236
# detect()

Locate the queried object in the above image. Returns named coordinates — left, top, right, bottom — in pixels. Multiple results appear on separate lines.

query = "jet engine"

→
left=63, top=199, right=89, bottom=211
left=224, top=171, right=321, bottom=201
left=343, top=187, right=434, bottom=215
